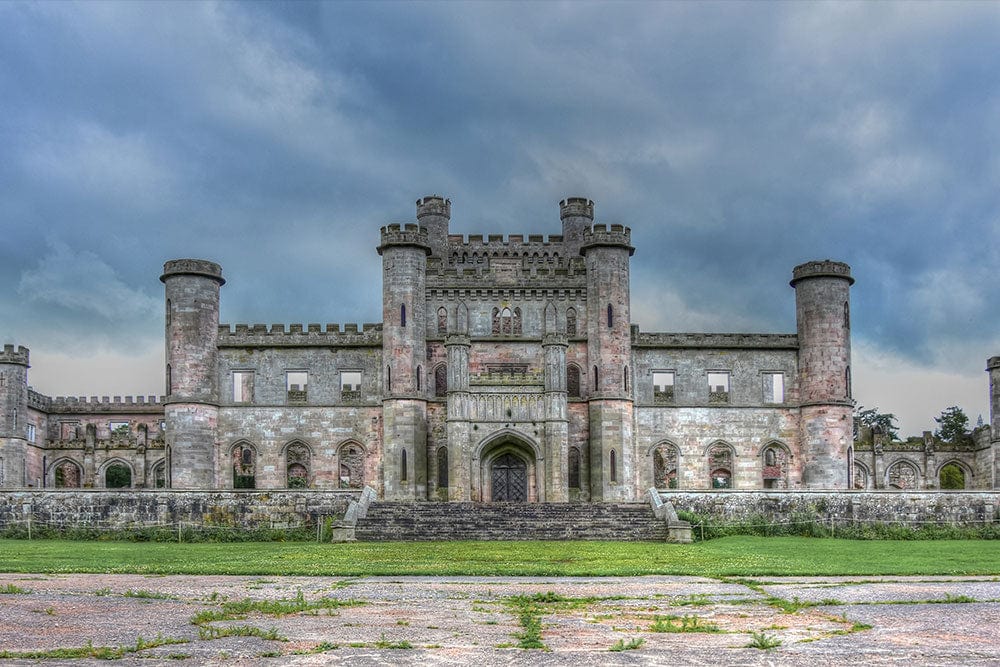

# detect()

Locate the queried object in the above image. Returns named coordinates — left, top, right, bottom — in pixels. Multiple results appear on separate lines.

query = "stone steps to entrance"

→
left=354, top=502, right=665, bottom=541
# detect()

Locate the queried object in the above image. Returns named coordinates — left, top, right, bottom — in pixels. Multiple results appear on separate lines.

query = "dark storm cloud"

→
left=1, top=1, right=998, bottom=431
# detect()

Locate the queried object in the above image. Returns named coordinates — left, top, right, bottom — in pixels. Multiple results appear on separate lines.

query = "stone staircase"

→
left=354, top=501, right=666, bottom=541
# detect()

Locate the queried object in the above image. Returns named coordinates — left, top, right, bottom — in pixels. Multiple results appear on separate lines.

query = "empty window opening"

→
left=708, top=444, right=733, bottom=488
left=152, top=461, right=166, bottom=489
left=566, top=308, right=577, bottom=336
left=761, top=445, right=788, bottom=489
left=845, top=366, right=852, bottom=398
left=434, top=364, right=447, bottom=397
left=400, top=449, right=408, bottom=482
left=609, top=449, right=617, bottom=483
left=416, top=366, right=422, bottom=391
left=233, top=371, right=254, bottom=403
left=109, top=421, right=130, bottom=438
left=708, top=372, right=730, bottom=404
left=593, top=365, right=599, bottom=389
left=341, top=370, right=362, bottom=400
left=437, top=447, right=449, bottom=490
left=105, top=462, right=132, bottom=489
left=286, top=442, right=311, bottom=488
left=653, top=444, right=679, bottom=490
left=286, top=371, right=308, bottom=402
left=939, top=462, right=967, bottom=489
left=607, top=303, right=614, bottom=328
left=53, top=461, right=82, bottom=488
left=232, top=443, right=256, bottom=489
left=386, top=365, right=392, bottom=391
left=437, top=307, right=447, bottom=334
left=568, top=447, right=581, bottom=489
left=887, top=461, right=917, bottom=489
left=567, top=364, right=581, bottom=398
left=762, top=372, right=784, bottom=404
left=338, top=443, right=365, bottom=488
left=653, top=371, right=675, bottom=404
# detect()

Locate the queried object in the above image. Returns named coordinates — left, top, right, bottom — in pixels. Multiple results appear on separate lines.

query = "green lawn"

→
left=1, top=537, right=998, bottom=577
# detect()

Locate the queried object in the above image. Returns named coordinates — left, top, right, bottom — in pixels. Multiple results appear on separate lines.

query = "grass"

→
left=746, top=631, right=782, bottom=650
left=0, top=635, right=188, bottom=660
left=609, top=637, right=645, bottom=651
left=649, top=614, right=722, bottom=633
left=1, top=537, right=1000, bottom=576
left=0, top=583, right=29, bottom=594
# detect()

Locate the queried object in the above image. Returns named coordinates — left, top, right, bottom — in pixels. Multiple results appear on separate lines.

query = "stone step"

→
left=354, top=502, right=665, bottom=541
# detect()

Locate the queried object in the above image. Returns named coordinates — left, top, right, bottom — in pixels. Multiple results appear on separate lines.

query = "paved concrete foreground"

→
left=1, top=573, right=999, bottom=665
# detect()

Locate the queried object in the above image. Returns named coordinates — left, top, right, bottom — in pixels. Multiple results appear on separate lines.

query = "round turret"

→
left=416, top=195, right=451, bottom=257
left=0, top=345, right=29, bottom=440
left=560, top=197, right=594, bottom=256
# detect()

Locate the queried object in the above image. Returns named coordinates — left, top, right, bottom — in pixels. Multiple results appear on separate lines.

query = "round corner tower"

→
left=378, top=223, right=431, bottom=500
left=581, top=218, right=636, bottom=501
left=988, top=356, right=1000, bottom=442
left=0, top=344, right=30, bottom=487
left=416, top=195, right=451, bottom=258
left=790, top=259, right=854, bottom=489
left=160, top=259, right=225, bottom=489
left=560, top=197, right=594, bottom=256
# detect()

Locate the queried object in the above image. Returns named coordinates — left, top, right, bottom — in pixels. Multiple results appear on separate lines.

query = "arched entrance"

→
left=474, top=430, right=542, bottom=502
left=491, top=452, right=528, bottom=501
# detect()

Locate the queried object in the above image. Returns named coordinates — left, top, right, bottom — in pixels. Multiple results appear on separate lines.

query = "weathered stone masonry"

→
left=2, top=196, right=999, bottom=500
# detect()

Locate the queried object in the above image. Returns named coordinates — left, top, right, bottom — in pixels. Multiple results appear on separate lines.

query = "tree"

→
left=854, top=406, right=899, bottom=440
left=934, top=406, right=970, bottom=445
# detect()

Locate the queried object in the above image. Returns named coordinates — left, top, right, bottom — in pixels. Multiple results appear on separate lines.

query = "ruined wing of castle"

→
left=1, top=196, right=998, bottom=496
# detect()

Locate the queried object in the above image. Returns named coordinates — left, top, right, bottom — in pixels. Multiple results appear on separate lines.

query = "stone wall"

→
left=0, top=490, right=357, bottom=531
left=662, top=490, right=1000, bottom=525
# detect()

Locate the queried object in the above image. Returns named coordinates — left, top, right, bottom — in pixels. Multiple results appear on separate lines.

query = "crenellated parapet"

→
left=416, top=195, right=451, bottom=220
left=580, top=224, right=634, bottom=256
left=790, top=260, right=854, bottom=287
left=560, top=197, right=594, bottom=221
left=48, top=395, right=166, bottom=414
left=0, top=345, right=30, bottom=366
left=377, top=223, right=431, bottom=255
left=27, top=389, right=50, bottom=411
left=632, top=332, right=799, bottom=349
left=217, top=323, right=383, bottom=348
left=159, top=259, right=225, bottom=285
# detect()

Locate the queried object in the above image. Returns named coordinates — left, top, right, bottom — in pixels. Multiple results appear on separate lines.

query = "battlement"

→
left=446, top=233, right=566, bottom=249
left=988, top=356, right=1000, bottom=371
left=217, top=322, right=383, bottom=348
left=0, top=344, right=29, bottom=366
left=632, top=331, right=799, bottom=350
left=790, top=259, right=854, bottom=287
left=45, top=394, right=166, bottom=414
left=416, top=195, right=451, bottom=219
left=377, top=223, right=431, bottom=255
left=27, top=388, right=50, bottom=410
left=159, top=258, right=225, bottom=285
left=560, top=197, right=595, bottom=220
left=580, top=224, right=634, bottom=255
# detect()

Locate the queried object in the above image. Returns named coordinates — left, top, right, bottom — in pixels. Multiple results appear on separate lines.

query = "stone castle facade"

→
left=1, top=196, right=998, bottom=497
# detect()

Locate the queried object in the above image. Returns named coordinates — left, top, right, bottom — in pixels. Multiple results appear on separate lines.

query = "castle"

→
left=1, top=196, right=997, bottom=498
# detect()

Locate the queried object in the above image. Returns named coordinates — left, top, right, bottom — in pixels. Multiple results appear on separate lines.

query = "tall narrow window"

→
left=513, top=307, right=522, bottom=335
left=233, top=371, right=254, bottom=403
left=607, top=303, right=614, bottom=328
left=400, top=304, right=406, bottom=327
left=844, top=301, right=850, bottom=329
left=437, top=447, right=449, bottom=490
left=568, top=447, right=581, bottom=489
left=400, top=449, right=408, bottom=482
left=624, top=366, right=629, bottom=392
left=166, top=365, right=172, bottom=395
left=567, top=365, right=581, bottom=398
left=166, top=299, right=171, bottom=325
left=593, top=365, right=599, bottom=389
left=286, top=442, right=310, bottom=488
left=846, top=366, right=852, bottom=398
left=609, top=449, right=617, bottom=483
left=416, top=366, right=422, bottom=391
left=232, top=443, right=256, bottom=489
left=386, top=365, right=391, bottom=391
left=566, top=308, right=577, bottom=336
left=434, top=364, right=447, bottom=397
left=437, top=307, right=447, bottom=334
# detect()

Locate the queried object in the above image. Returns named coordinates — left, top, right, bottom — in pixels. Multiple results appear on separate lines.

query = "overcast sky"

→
left=2, top=1, right=998, bottom=436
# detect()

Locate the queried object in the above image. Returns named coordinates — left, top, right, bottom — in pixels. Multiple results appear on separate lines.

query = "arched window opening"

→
left=568, top=447, right=581, bottom=489
left=887, top=461, right=918, bottom=489
left=708, top=444, right=733, bottom=489
left=437, top=307, right=447, bottom=334
left=286, top=442, right=311, bottom=489
left=607, top=303, right=614, bottom=328
left=566, top=308, right=577, bottom=336
left=491, top=307, right=500, bottom=335
left=400, top=449, right=408, bottom=482
left=434, top=364, right=447, bottom=397
left=400, top=304, right=406, bottom=327
left=500, top=307, right=513, bottom=335
left=437, top=447, right=449, bottom=490
left=939, top=462, right=967, bottom=489
left=53, top=460, right=82, bottom=488
left=152, top=461, right=166, bottom=489
left=653, top=444, right=679, bottom=490
left=761, top=445, right=788, bottom=489
left=232, top=443, right=256, bottom=489
left=338, top=443, right=364, bottom=489
left=609, top=449, right=618, bottom=483
left=105, top=462, right=132, bottom=489
left=513, top=307, right=522, bottom=335
left=853, top=463, right=869, bottom=490
left=567, top=365, right=581, bottom=398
